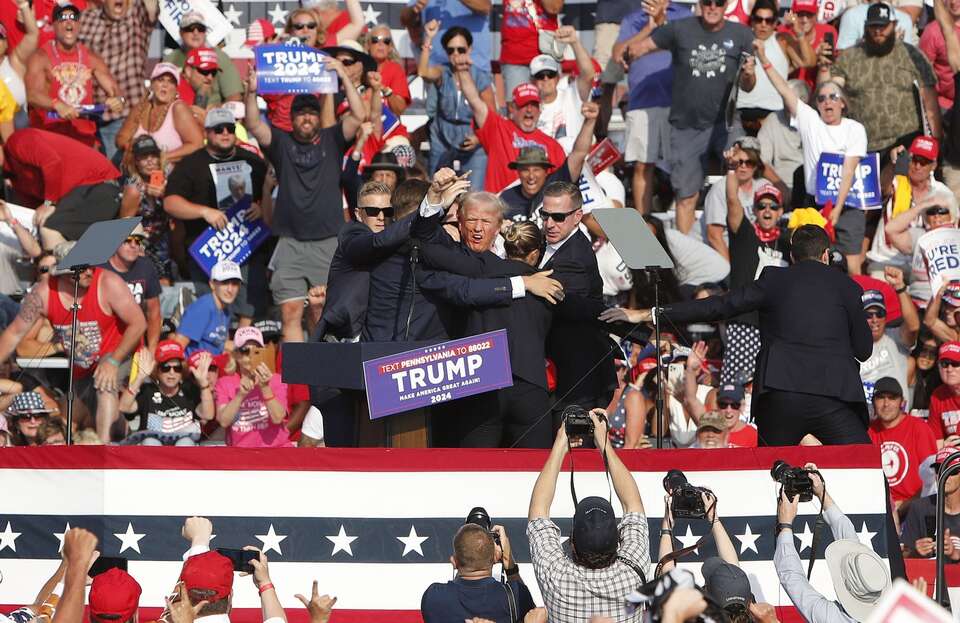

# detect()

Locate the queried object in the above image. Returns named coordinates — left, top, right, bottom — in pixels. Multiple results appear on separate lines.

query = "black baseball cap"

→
left=572, top=496, right=618, bottom=557
left=702, top=557, right=753, bottom=609
left=131, top=135, right=161, bottom=158
left=865, top=2, right=893, bottom=26
left=290, top=93, right=322, bottom=117
left=872, top=377, right=903, bottom=399
left=53, top=3, right=81, bottom=21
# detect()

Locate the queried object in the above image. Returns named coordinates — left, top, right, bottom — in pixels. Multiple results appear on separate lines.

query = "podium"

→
left=282, top=340, right=438, bottom=447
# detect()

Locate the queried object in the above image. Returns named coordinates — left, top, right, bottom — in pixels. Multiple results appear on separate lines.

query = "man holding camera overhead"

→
left=527, top=408, right=650, bottom=621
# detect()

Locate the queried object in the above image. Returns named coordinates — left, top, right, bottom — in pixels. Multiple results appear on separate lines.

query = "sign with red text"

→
left=361, top=330, right=513, bottom=419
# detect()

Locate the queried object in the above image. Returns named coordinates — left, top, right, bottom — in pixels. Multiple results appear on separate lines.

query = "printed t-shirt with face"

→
left=536, top=78, right=583, bottom=141
left=128, top=381, right=202, bottom=435
left=215, top=372, right=292, bottom=447
left=860, top=328, right=910, bottom=403
left=649, top=17, right=755, bottom=130
left=475, top=105, right=566, bottom=193
left=178, top=293, right=230, bottom=356
left=793, top=99, right=868, bottom=197
left=869, top=414, right=938, bottom=503
left=929, top=383, right=960, bottom=440
left=99, top=256, right=161, bottom=312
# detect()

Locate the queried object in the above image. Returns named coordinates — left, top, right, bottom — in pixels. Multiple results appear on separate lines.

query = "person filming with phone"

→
left=901, top=447, right=960, bottom=562
left=214, top=326, right=292, bottom=448
left=527, top=408, right=650, bottom=621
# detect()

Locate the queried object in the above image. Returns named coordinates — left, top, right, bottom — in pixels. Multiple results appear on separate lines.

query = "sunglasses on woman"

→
left=160, top=363, right=183, bottom=373
left=369, top=35, right=392, bottom=44
left=337, top=56, right=358, bottom=66
left=292, top=21, right=317, bottom=30
left=446, top=46, right=468, bottom=55
left=926, top=205, right=950, bottom=216
left=940, top=360, right=960, bottom=368
left=751, top=15, right=776, bottom=24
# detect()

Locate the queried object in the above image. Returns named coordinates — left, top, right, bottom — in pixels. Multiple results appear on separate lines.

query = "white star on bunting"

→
left=361, top=4, right=381, bottom=25
left=734, top=523, right=761, bottom=555
left=53, top=522, right=72, bottom=553
left=326, top=524, right=358, bottom=556
left=114, top=523, right=145, bottom=554
left=676, top=525, right=701, bottom=553
left=255, top=524, right=288, bottom=555
left=856, top=522, right=877, bottom=548
left=0, top=522, right=21, bottom=552
left=397, top=525, right=428, bottom=557
left=223, top=4, right=243, bottom=26
left=268, top=3, right=289, bottom=26
left=794, top=522, right=815, bottom=553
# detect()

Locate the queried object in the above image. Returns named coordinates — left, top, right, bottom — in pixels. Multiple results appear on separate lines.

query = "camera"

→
left=663, top=469, right=708, bottom=520
left=464, top=506, right=501, bottom=546
left=562, top=405, right=593, bottom=439
left=771, top=460, right=815, bottom=503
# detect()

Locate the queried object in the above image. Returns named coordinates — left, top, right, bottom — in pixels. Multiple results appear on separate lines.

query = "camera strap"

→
left=566, top=421, right=613, bottom=509
left=806, top=480, right=827, bottom=581
left=654, top=498, right=717, bottom=578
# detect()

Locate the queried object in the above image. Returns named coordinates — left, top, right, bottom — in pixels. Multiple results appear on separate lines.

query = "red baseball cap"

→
left=909, top=135, right=939, bottom=161
left=187, top=350, right=229, bottom=371
left=245, top=18, right=276, bottom=47
left=940, top=341, right=960, bottom=363
left=792, top=0, right=818, bottom=12
left=935, top=446, right=960, bottom=471
left=185, top=47, right=219, bottom=72
left=754, top=182, right=783, bottom=204
left=89, top=568, right=142, bottom=622
left=180, top=551, right=233, bottom=602
left=512, top=83, right=541, bottom=107
left=155, top=339, right=185, bottom=364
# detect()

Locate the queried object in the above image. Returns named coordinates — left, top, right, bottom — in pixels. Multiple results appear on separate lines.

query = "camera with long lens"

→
left=562, top=405, right=593, bottom=440
left=770, top=460, right=815, bottom=502
left=464, top=506, right=501, bottom=546
left=662, top=469, right=708, bottom=520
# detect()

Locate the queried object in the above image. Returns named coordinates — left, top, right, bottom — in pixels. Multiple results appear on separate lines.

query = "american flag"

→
left=0, top=446, right=887, bottom=622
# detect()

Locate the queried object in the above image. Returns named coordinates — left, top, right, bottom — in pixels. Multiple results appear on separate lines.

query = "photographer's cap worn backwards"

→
left=572, top=496, right=618, bottom=556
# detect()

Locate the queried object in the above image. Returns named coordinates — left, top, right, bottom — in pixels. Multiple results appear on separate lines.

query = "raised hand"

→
left=553, top=25, right=578, bottom=45
left=295, top=580, right=337, bottom=623
left=581, top=101, right=599, bottom=121
left=424, top=18, right=440, bottom=40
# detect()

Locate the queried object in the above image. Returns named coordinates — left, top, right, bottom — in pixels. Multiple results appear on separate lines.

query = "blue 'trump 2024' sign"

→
left=362, top=330, right=514, bottom=419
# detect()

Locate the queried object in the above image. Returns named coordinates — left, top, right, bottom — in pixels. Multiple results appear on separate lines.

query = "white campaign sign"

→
left=159, top=0, right=232, bottom=47
left=917, top=227, right=960, bottom=295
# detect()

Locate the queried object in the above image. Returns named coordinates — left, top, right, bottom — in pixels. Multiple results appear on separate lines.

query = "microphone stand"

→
left=650, top=268, right=665, bottom=449
left=935, top=453, right=960, bottom=606
left=64, top=264, right=88, bottom=445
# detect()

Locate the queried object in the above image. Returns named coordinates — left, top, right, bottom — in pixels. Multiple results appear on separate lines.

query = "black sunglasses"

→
left=926, top=206, right=950, bottom=216
left=913, top=156, right=935, bottom=167
left=361, top=206, right=395, bottom=218
left=700, top=0, right=725, bottom=6
left=756, top=201, right=781, bottom=211
left=181, top=24, right=206, bottom=33
left=940, top=360, right=960, bottom=368
left=370, top=35, right=392, bottom=44
left=865, top=310, right=886, bottom=319
left=55, top=12, right=79, bottom=21
left=160, top=363, right=183, bottom=372
left=38, top=266, right=52, bottom=274
left=445, top=46, right=467, bottom=55
left=751, top=15, right=776, bottom=24
left=197, top=68, right=218, bottom=77
left=209, top=123, right=235, bottom=135
left=542, top=210, right=576, bottom=223
left=534, top=71, right=558, bottom=80
left=292, top=21, right=317, bottom=30
left=717, top=400, right=741, bottom=409
left=337, top=57, right=358, bottom=66
left=735, top=158, right=758, bottom=168
left=237, top=346, right=257, bottom=355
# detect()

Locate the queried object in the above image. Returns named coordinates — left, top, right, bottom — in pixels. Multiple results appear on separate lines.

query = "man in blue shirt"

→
left=401, top=0, right=492, bottom=72
left=421, top=522, right=536, bottom=622
left=174, top=260, right=241, bottom=355
left=614, top=1, right=695, bottom=215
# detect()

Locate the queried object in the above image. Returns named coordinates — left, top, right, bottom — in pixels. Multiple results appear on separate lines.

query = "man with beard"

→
left=825, top=2, right=940, bottom=164
left=164, top=106, right=266, bottom=323
left=244, top=58, right=366, bottom=343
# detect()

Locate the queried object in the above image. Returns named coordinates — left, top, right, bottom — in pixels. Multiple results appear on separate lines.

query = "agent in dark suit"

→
left=604, top=225, right=872, bottom=446
left=418, top=222, right=555, bottom=447
left=314, top=181, right=412, bottom=342
left=538, top=181, right=618, bottom=413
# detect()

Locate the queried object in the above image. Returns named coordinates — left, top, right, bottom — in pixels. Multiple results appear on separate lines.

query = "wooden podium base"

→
left=357, top=403, right=428, bottom=448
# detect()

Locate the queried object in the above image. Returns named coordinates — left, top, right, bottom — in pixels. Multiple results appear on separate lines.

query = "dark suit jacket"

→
left=314, top=216, right=412, bottom=340
left=662, top=260, right=872, bottom=405
left=418, top=242, right=553, bottom=389
left=542, top=231, right=617, bottom=405
left=361, top=238, right=514, bottom=342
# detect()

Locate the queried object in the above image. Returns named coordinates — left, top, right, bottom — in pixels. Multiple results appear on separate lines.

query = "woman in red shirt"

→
left=365, top=24, right=411, bottom=114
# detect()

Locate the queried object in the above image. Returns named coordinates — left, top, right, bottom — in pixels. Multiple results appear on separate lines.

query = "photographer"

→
left=658, top=491, right=740, bottom=576
left=527, top=409, right=650, bottom=620
left=421, top=523, right=535, bottom=622
left=901, top=447, right=960, bottom=562
left=774, top=463, right=890, bottom=622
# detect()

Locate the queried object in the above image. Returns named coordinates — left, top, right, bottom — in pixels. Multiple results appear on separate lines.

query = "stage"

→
left=0, top=445, right=898, bottom=621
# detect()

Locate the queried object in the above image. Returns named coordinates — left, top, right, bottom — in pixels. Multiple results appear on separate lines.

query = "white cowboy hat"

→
left=825, top=539, right=890, bottom=621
